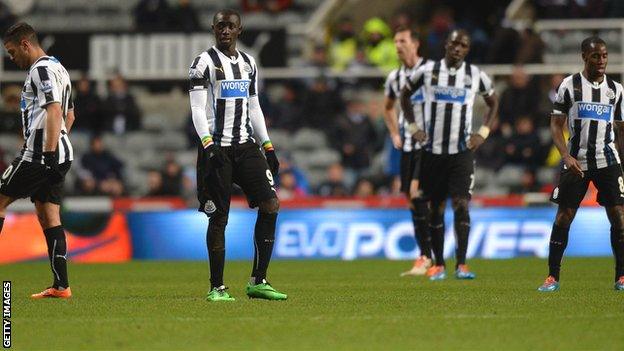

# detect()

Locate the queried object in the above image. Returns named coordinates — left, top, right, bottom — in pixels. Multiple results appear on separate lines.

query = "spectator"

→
left=80, top=136, right=125, bottom=196
left=498, top=66, right=541, bottom=134
left=277, top=154, right=310, bottom=194
left=331, top=96, right=377, bottom=175
left=426, top=7, right=455, bottom=60
left=301, top=77, right=343, bottom=130
left=277, top=170, right=306, bottom=199
left=146, top=170, right=164, bottom=196
left=271, top=83, right=303, bottom=132
left=0, top=85, right=22, bottom=133
left=160, top=157, right=183, bottom=196
left=316, top=163, right=349, bottom=197
left=0, top=2, right=16, bottom=35
left=503, top=115, right=542, bottom=170
left=134, top=0, right=171, bottom=32
left=242, top=0, right=293, bottom=12
left=353, top=178, right=375, bottom=197
left=72, top=75, right=103, bottom=133
left=102, top=74, right=142, bottom=134
left=329, top=17, right=358, bottom=71
left=361, top=17, right=398, bottom=72
left=170, top=0, right=201, bottom=32
left=515, top=28, right=545, bottom=64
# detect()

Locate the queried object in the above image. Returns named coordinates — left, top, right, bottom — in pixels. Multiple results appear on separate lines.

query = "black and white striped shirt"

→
left=19, top=56, right=73, bottom=164
left=384, top=58, right=428, bottom=152
left=189, top=46, right=258, bottom=147
left=553, top=73, right=624, bottom=170
left=406, top=60, right=494, bottom=154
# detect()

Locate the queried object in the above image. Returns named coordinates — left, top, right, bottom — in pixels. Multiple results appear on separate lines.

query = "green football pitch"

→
left=2, top=258, right=623, bottom=350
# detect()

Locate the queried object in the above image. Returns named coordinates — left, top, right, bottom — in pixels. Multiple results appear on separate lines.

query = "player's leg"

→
left=233, top=143, right=286, bottom=300
left=198, top=145, right=235, bottom=301
left=30, top=161, right=73, bottom=299
left=0, top=159, right=38, bottom=233
left=447, top=151, right=476, bottom=279
left=0, top=194, right=16, bottom=234
left=593, top=164, right=624, bottom=289
left=400, top=150, right=432, bottom=276
left=428, top=199, right=447, bottom=280
left=538, top=168, right=587, bottom=292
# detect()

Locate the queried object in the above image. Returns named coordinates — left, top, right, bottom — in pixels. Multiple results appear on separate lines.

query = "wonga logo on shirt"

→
left=411, top=89, right=424, bottom=103
left=217, top=79, right=250, bottom=99
left=577, top=102, right=612, bottom=121
left=433, top=86, right=467, bottom=103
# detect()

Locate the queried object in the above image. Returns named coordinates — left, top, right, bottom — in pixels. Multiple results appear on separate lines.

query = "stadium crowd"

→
left=0, top=0, right=605, bottom=199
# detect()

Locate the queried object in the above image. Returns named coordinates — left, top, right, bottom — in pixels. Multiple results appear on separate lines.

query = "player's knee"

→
left=410, top=197, right=429, bottom=219
left=259, top=198, right=279, bottom=214
left=606, top=206, right=624, bottom=230
left=430, top=204, right=445, bottom=226
left=555, top=208, right=576, bottom=227
left=452, top=198, right=470, bottom=224
left=207, top=214, right=228, bottom=251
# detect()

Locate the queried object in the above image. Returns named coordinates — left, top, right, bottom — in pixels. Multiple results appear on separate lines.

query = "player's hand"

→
left=467, top=134, right=485, bottom=151
left=407, top=123, right=427, bottom=143
left=205, top=143, right=225, bottom=168
left=265, top=150, right=279, bottom=176
left=42, top=151, right=64, bottom=183
left=391, top=133, right=403, bottom=149
left=563, top=154, right=584, bottom=178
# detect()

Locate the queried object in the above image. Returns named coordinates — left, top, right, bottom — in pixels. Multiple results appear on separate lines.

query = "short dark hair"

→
left=213, top=9, right=241, bottom=25
left=581, top=36, right=606, bottom=53
left=3, top=22, right=38, bottom=45
left=394, top=25, right=420, bottom=42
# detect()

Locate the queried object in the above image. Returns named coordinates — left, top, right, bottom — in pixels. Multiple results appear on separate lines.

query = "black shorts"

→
left=400, top=149, right=423, bottom=195
left=550, top=164, right=624, bottom=208
left=421, top=150, right=475, bottom=202
left=0, top=158, right=71, bottom=205
left=197, top=141, right=277, bottom=216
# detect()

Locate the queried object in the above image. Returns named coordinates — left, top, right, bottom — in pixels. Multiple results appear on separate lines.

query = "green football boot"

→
left=206, top=285, right=235, bottom=302
left=245, top=279, right=287, bottom=300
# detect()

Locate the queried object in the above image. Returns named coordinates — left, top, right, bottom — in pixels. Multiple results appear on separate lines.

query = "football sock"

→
left=430, top=223, right=445, bottom=267
left=411, top=199, right=432, bottom=259
left=0, top=217, right=4, bottom=234
left=610, top=226, right=624, bottom=281
left=454, top=207, right=470, bottom=268
left=548, top=224, right=569, bottom=281
left=207, top=215, right=227, bottom=289
left=43, top=226, right=69, bottom=289
left=251, top=212, right=277, bottom=284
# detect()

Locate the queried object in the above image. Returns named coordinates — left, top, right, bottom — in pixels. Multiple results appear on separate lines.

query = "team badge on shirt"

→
left=242, top=63, right=253, bottom=74
left=606, top=88, right=616, bottom=99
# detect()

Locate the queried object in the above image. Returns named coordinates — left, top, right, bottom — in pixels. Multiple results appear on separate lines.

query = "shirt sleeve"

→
left=384, top=70, right=397, bottom=99
left=248, top=57, right=258, bottom=97
left=32, top=66, right=61, bottom=107
left=615, top=85, right=623, bottom=122
left=477, top=69, right=494, bottom=97
left=405, top=66, right=425, bottom=92
left=188, top=55, right=210, bottom=91
left=552, top=81, right=571, bottom=114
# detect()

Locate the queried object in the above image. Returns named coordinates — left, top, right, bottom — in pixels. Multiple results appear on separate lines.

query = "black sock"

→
left=410, top=199, right=432, bottom=259
left=548, top=224, right=570, bottom=281
left=430, top=223, right=445, bottom=267
left=0, top=217, right=4, bottom=234
left=610, top=227, right=624, bottom=281
left=43, top=226, right=69, bottom=289
left=252, top=212, right=277, bottom=284
left=207, top=215, right=227, bottom=289
left=454, top=217, right=470, bottom=269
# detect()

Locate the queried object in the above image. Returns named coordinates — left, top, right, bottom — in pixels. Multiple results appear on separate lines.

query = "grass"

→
left=2, top=258, right=624, bottom=350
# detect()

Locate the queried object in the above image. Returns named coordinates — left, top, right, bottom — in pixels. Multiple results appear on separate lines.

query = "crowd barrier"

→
left=0, top=206, right=614, bottom=263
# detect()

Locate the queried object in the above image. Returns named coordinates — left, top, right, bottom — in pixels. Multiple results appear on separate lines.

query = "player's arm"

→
left=248, top=60, right=279, bottom=176
left=44, top=102, right=62, bottom=152
left=383, top=96, right=402, bottom=149
left=551, top=113, right=582, bottom=177
left=65, top=109, right=75, bottom=133
left=189, top=59, right=224, bottom=167
left=614, top=121, right=624, bottom=160
left=383, top=72, right=402, bottom=150
left=400, top=67, right=426, bottom=142
left=468, top=70, right=499, bottom=150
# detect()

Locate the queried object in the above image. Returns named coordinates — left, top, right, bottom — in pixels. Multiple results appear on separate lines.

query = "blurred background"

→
left=1, top=0, right=623, bottom=262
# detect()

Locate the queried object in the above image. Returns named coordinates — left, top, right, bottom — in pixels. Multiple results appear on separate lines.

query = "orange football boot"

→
left=31, top=287, right=72, bottom=299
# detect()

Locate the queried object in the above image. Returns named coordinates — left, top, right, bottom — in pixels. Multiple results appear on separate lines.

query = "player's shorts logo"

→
left=577, top=102, right=612, bottom=121
left=1, top=165, right=13, bottom=181
left=552, top=187, right=559, bottom=199
left=433, top=86, right=467, bottom=103
left=217, top=79, right=250, bottom=99
left=203, top=200, right=217, bottom=214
